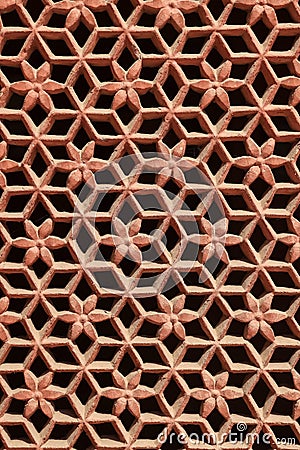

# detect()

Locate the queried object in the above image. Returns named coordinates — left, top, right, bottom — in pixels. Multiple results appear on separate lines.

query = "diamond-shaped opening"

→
left=272, top=396, right=294, bottom=417
left=206, top=151, right=223, bottom=174
left=26, top=0, right=44, bottom=21
left=185, top=12, right=204, bottom=26
left=118, top=352, right=136, bottom=376
left=31, top=152, right=47, bottom=177
left=139, top=117, right=162, bottom=134
left=250, top=332, right=268, bottom=353
left=228, top=88, right=250, bottom=106
left=207, top=0, right=225, bottom=19
left=249, top=224, right=268, bottom=252
left=271, top=115, right=291, bottom=132
left=2, top=10, right=24, bottom=27
left=48, top=272, right=75, bottom=290
left=181, top=117, right=205, bottom=133
left=116, top=104, right=136, bottom=125
left=73, top=21, right=90, bottom=47
left=163, top=74, right=181, bottom=100
left=272, top=35, right=296, bottom=51
left=2, top=39, right=25, bottom=56
left=7, top=93, right=24, bottom=110
left=49, top=424, right=76, bottom=440
left=163, top=333, right=181, bottom=352
left=226, top=7, right=247, bottom=25
left=47, top=118, right=74, bottom=136
left=118, top=303, right=136, bottom=328
left=250, top=124, right=269, bottom=145
left=252, top=72, right=269, bottom=97
left=250, top=277, right=266, bottom=297
left=75, top=333, right=93, bottom=353
left=73, top=127, right=91, bottom=149
left=76, top=377, right=93, bottom=404
left=30, top=303, right=49, bottom=330
left=163, top=128, right=181, bottom=148
left=139, top=90, right=160, bottom=108
left=206, top=48, right=224, bottom=68
left=225, top=35, right=249, bottom=53
left=183, top=88, right=202, bottom=106
left=31, top=409, right=49, bottom=432
left=117, top=0, right=135, bottom=20
left=5, top=424, right=32, bottom=443
left=29, top=354, right=48, bottom=377
left=3, top=109, right=24, bottom=128
left=207, top=409, right=225, bottom=431
left=273, top=87, right=291, bottom=105
left=27, top=49, right=45, bottom=69
left=46, top=38, right=73, bottom=56
left=51, top=319, right=69, bottom=338
left=32, top=259, right=49, bottom=278
left=163, top=378, right=182, bottom=405
left=27, top=104, right=48, bottom=127
left=206, top=302, right=223, bottom=327
left=93, top=36, right=118, bottom=54
left=119, top=409, right=136, bottom=430
left=137, top=12, right=156, bottom=27
left=29, top=202, right=51, bottom=226
left=93, top=422, right=123, bottom=441
left=225, top=345, right=255, bottom=365
left=250, top=177, right=271, bottom=199
left=47, top=13, right=65, bottom=27
left=91, top=119, right=118, bottom=136
left=204, top=102, right=225, bottom=124
left=252, top=20, right=271, bottom=43
left=205, top=354, right=223, bottom=375
left=118, top=47, right=136, bottom=71
left=270, top=241, right=289, bottom=262
left=73, top=73, right=91, bottom=102
left=164, top=179, right=181, bottom=196
left=160, top=22, right=180, bottom=47
left=228, top=114, right=253, bottom=131
left=251, top=377, right=272, bottom=407
left=48, top=193, right=73, bottom=213
left=165, top=225, right=179, bottom=251
left=75, top=227, right=93, bottom=254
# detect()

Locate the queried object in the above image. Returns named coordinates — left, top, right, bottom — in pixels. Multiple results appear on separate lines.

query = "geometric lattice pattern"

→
left=0, top=0, right=300, bottom=449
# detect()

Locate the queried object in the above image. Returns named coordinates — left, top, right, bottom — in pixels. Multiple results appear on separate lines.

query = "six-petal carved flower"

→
left=14, top=371, right=62, bottom=418
left=56, top=141, right=105, bottom=189
left=192, top=61, right=243, bottom=109
left=0, top=296, right=20, bottom=341
left=148, top=140, right=194, bottom=186
left=146, top=294, right=198, bottom=340
left=189, top=217, right=240, bottom=264
left=11, top=61, right=63, bottom=112
left=234, top=293, right=287, bottom=342
left=59, top=294, right=109, bottom=340
left=103, top=60, right=152, bottom=111
left=102, top=370, right=153, bottom=417
left=234, top=138, right=286, bottom=186
left=14, top=219, right=65, bottom=266
left=191, top=371, right=243, bottom=419
left=101, top=217, right=151, bottom=265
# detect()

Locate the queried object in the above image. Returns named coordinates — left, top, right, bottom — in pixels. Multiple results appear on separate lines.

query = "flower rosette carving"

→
left=14, top=219, right=65, bottom=266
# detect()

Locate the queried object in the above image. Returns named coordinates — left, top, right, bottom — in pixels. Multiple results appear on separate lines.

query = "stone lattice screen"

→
left=0, top=0, right=299, bottom=449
